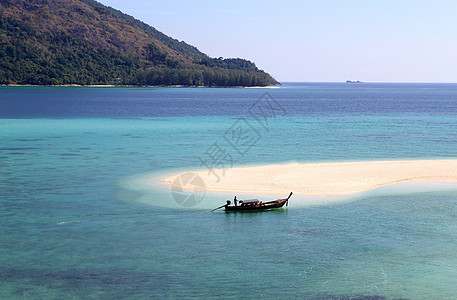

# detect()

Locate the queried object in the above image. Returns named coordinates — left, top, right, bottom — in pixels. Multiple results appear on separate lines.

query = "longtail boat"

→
left=212, top=192, right=293, bottom=212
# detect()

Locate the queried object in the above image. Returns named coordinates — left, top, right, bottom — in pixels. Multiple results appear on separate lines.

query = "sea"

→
left=1, top=83, right=457, bottom=299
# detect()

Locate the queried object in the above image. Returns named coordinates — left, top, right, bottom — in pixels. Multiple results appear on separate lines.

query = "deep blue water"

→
left=1, top=83, right=457, bottom=299
left=3, top=83, right=457, bottom=118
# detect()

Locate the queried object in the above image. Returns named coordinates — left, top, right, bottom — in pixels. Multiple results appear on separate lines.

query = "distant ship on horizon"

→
left=346, top=80, right=363, bottom=83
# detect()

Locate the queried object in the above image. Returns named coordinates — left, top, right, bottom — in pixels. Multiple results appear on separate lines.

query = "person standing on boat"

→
left=234, top=196, right=237, bottom=206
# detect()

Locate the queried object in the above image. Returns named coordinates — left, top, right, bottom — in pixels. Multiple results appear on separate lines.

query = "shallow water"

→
left=1, top=83, right=457, bottom=298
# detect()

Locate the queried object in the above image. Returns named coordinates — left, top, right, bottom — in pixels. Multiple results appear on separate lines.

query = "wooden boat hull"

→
left=224, top=198, right=288, bottom=212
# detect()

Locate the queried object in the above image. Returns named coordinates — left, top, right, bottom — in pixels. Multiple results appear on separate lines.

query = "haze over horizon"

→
left=98, top=0, right=457, bottom=83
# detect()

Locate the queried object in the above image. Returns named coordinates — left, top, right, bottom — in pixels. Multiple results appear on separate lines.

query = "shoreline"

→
left=0, top=84, right=280, bottom=88
left=163, top=159, right=457, bottom=196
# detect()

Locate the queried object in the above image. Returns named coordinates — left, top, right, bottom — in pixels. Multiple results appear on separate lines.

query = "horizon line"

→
left=278, top=81, right=457, bottom=84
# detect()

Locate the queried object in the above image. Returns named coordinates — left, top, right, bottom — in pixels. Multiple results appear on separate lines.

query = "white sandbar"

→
left=163, top=160, right=457, bottom=196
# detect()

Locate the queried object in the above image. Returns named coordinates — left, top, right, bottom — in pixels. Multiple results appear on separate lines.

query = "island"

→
left=0, top=0, right=278, bottom=87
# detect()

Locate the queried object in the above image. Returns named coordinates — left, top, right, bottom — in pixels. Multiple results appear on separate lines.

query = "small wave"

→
left=13, top=139, right=46, bottom=142
left=0, top=147, right=40, bottom=151
left=57, top=221, right=81, bottom=226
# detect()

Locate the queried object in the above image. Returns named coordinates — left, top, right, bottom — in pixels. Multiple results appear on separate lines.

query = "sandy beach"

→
left=164, top=159, right=457, bottom=196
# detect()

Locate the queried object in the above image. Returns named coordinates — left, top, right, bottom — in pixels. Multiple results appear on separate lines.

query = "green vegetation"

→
left=136, top=66, right=273, bottom=87
left=0, top=16, right=139, bottom=85
left=79, top=0, right=207, bottom=58
left=0, top=0, right=278, bottom=86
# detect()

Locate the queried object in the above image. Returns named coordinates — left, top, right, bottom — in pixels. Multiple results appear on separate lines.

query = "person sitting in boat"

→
left=225, top=200, right=231, bottom=209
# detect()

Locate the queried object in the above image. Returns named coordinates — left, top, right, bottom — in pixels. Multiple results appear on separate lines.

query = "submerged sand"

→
left=164, top=160, right=457, bottom=196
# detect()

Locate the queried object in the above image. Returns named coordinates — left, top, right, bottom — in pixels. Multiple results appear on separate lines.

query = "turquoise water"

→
left=1, top=83, right=457, bottom=299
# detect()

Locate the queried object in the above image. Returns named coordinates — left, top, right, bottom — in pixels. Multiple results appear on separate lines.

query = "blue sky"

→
left=98, top=0, right=457, bottom=82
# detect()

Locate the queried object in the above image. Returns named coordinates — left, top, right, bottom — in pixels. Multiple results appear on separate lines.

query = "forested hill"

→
left=0, top=0, right=279, bottom=86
